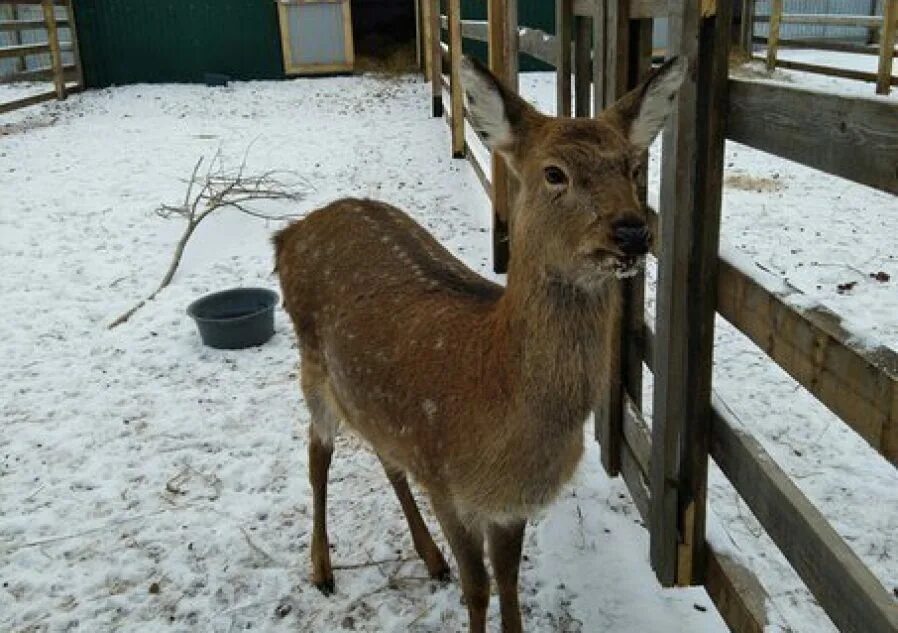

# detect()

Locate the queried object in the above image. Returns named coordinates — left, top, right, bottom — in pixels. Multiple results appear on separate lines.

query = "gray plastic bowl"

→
left=187, top=287, right=279, bottom=350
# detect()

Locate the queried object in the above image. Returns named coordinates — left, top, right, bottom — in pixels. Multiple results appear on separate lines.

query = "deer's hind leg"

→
left=378, top=457, right=450, bottom=581
left=301, top=354, right=342, bottom=595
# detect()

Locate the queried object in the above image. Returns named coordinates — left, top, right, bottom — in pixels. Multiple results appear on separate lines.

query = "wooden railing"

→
left=0, top=0, right=82, bottom=114
left=754, top=0, right=897, bottom=95
left=426, top=1, right=898, bottom=632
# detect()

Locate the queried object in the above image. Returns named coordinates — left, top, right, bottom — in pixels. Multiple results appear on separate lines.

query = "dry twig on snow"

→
left=108, top=148, right=311, bottom=329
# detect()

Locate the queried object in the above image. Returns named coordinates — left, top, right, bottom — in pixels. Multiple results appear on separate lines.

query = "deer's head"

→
left=461, top=57, right=685, bottom=290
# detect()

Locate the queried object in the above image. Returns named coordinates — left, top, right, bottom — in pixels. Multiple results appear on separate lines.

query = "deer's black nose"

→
left=611, top=218, right=651, bottom=255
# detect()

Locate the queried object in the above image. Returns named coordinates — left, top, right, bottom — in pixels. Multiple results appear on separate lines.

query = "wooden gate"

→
left=430, top=1, right=898, bottom=631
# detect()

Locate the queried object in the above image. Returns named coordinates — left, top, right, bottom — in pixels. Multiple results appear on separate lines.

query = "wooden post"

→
left=619, top=15, right=653, bottom=472
left=420, top=0, right=432, bottom=76
left=604, top=0, right=629, bottom=106
left=592, top=0, right=607, bottom=112
left=488, top=0, right=517, bottom=273
left=430, top=0, right=443, bottom=117
left=574, top=16, right=592, bottom=116
left=649, top=0, right=732, bottom=587
left=740, top=0, right=755, bottom=56
left=766, top=0, right=782, bottom=72
left=556, top=0, right=573, bottom=116
left=876, top=0, right=897, bottom=95
left=42, top=0, right=66, bottom=100
left=64, top=0, right=84, bottom=88
left=595, top=0, right=632, bottom=477
left=448, top=0, right=464, bottom=157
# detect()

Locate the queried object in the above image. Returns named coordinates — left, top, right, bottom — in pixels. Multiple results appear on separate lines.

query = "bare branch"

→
left=108, top=148, right=312, bottom=329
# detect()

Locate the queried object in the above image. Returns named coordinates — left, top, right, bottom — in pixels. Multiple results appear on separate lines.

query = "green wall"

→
left=74, top=0, right=556, bottom=88
left=75, top=0, right=284, bottom=88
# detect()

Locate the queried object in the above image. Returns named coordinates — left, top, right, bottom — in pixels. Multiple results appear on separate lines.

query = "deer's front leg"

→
left=431, top=498, right=489, bottom=633
left=487, top=519, right=526, bottom=633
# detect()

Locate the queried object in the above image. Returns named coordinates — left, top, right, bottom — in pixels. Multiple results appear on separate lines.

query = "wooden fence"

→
left=0, top=0, right=82, bottom=114
left=426, top=1, right=898, bottom=632
left=747, top=0, right=898, bottom=95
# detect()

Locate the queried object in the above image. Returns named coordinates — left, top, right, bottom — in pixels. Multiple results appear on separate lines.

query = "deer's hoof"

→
left=314, top=578, right=335, bottom=596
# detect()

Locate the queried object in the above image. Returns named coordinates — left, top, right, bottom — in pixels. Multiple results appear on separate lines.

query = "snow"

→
left=1, top=50, right=896, bottom=632
left=1, top=76, right=728, bottom=632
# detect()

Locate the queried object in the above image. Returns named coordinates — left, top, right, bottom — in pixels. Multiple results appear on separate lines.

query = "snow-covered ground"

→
left=1, top=52, right=896, bottom=632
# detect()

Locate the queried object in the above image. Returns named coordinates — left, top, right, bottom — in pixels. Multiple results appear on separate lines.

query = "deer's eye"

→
left=544, top=166, right=568, bottom=186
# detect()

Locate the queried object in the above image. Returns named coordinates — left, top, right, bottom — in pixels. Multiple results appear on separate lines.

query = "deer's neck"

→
left=494, top=260, right=619, bottom=431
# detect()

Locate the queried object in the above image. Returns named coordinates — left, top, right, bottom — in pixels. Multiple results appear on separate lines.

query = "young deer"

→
left=274, top=56, right=685, bottom=632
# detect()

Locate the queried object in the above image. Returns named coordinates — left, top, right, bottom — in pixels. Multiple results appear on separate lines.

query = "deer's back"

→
left=274, top=198, right=500, bottom=339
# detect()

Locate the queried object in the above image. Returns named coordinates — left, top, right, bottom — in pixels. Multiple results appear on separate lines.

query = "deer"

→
left=273, top=55, right=685, bottom=632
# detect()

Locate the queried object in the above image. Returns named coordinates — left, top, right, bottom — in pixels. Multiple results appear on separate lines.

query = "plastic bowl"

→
left=187, top=287, right=279, bottom=349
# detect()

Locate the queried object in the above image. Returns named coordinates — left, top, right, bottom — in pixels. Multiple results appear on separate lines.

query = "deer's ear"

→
left=460, top=56, right=539, bottom=151
left=609, top=57, right=687, bottom=150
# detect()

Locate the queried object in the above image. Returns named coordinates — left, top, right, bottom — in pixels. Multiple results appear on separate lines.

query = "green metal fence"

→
left=74, top=0, right=283, bottom=88
left=74, top=0, right=556, bottom=88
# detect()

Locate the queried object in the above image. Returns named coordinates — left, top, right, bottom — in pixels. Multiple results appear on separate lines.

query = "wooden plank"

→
left=716, top=257, right=898, bottom=467
left=620, top=442, right=650, bottom=522
left=487, top=0, right=513, bottom=273
left=705, top=549, right=769, bottom=633
left=0, top=88, right=56, bottom=114
left=1, top=62, right=75, bottom=82
left=466, top=145, right=491, bottom=198
left=766, top=0, right=782, bottom=71
left=447, top=0, right=464, bottom=158
left=430, top=0, right=443, bottom=117
left=574, top=15, right=591, bottom=116
left=446, top=18, right=557, bottom=67
left=517, top=24, right=557, bottom=66
left=739, top=0, right=755, bottom=55
left=779, top=13, right=883, bottom=28
left=0, top=42, right=49, bottom=58
left=500, top=0, right=517, bottom=272
left=591, top=0, right=606, bottom=111
left=556, top=0, right=572, bottom=116
left=594, top=0, right=630, bottom=477
left=751, top=35, right=896, bottom=57
left=711, top=403, right=898, bottom=633
left=620, top=14, right=653, bottom=458
left=421, top=0, right=432, bottom=77
left=603, top=0, right=627, bottom=104
left=42, top=0, right=65, bottom=99
left=877, top=0, right=897, bottom=95
left=753, top=55, right=898, bottom=86
left=64, top=0, right=82, bottom=88
left=650, top=1, right=732, bottom=588
left=727, top=79, right=898, bottom=196
left=622, top=394, right=651, bottom=475
left=632, top=0, right=667, bottom=19
left=646, top=204, right=898, bottom=467
left=0, top=19, right=62, bottom=31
